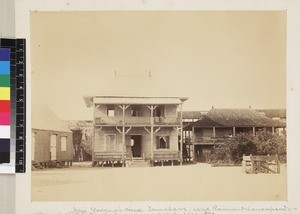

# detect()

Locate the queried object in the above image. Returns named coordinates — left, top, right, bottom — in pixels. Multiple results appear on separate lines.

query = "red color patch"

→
left=0, top=100, right=10, bottom=112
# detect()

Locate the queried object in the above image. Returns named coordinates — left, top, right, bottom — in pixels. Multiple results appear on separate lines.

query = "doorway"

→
left=50, top=134, right=57, bottom=160
left=131, top=135, right=142, bottom=158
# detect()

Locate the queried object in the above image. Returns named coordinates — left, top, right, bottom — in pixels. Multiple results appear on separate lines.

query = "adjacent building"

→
left=184, top=108, right=286, bottom=162
left=32, top=104, right=73, bottom=167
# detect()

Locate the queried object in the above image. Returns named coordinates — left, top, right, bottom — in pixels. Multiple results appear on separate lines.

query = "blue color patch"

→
left=0, top=48, right=10, bottom=61
left=0, top=61, right=10, bottom=74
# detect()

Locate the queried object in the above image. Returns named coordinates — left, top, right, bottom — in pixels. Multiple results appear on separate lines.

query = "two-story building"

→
left=184, top=108, right=286, bottom=162
left=83, top=76, right=188, bottom=167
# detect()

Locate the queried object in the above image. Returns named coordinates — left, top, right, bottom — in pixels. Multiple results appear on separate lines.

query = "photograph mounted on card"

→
left=30, top=11, right=286, bottom=201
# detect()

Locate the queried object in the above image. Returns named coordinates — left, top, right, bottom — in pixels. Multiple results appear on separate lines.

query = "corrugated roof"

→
left=186, top=108, right=285, bottom=129
left=32, top=104, right=72, bottom=132
left=83, top=75, right=188, bottom=107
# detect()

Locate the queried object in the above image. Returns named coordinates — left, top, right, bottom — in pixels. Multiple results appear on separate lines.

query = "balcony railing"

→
left=195, top=136, right=230, bottom=144
left=95, top=116, right=180, bottom=126
left=95, top=117, right=123, bottom=125
left=125, top=117, right=150, bottom=125
left=153, top=117, right=180, bottom=125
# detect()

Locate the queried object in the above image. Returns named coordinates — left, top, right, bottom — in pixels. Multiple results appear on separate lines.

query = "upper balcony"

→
left=94, top=116, right=181, bottom=126
left=194, top=136, right=230, bottom=145
left=153, top=117, right=180, bottom=126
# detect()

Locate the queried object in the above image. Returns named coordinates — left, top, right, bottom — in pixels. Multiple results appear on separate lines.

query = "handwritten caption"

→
left=33, top=205, right=297, bottom=214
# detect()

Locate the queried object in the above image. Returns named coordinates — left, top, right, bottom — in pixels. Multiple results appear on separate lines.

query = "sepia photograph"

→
left=30, top=11, right=286, bottom=201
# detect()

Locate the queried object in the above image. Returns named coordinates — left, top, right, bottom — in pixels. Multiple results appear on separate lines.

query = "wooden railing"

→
left=154, top=117, right=180, bottom=125
left=94, top=116, right=180, bottom=126
left=196, top=137, right=229, bottom=144
left=153, top=150, right=180, bottom=161
left=93, top=152, right=124, bottom=161
left=242, top=154, right=280, bottom=174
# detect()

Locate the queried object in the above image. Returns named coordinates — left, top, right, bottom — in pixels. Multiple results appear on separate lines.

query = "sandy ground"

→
left=31, top=163, right=287, bottom=201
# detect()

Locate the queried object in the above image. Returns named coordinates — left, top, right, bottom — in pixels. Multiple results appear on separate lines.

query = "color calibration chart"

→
left=0, top=38, right=26, bottom=173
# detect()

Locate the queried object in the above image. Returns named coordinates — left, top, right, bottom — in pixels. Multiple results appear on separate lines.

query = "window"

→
left=107, top=105, right=115, bottom=116
left=131, top=105, right=142, bottom=117
left=61, top=136, right=67, bottom=151
left=154, top=105, right=165, bottom=117
left=156, top=136, right=170, bottom=149
left=105, top=134, right=116, bottom=150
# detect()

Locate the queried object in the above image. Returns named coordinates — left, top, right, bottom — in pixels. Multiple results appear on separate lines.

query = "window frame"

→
left=131, top=105, right=142, bottom=117
left=61, top=136, right=67, bottom=152
left=105, top=134, right=117, bottom=151
left=107, top=105, right=115, bottom=117
left=156, top=135, right=170, bottom=149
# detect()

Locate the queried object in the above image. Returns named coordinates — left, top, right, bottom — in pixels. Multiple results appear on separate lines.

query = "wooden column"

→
left=213, top=127, right=216, bottom=138
left=253, top=127, right=256, bottom=137
left=233, top=127, right=236, bottom=136
left=180, top=102, right=183, bottom=166
left=122, top=105, right=126, bottom=167
left=192, top=126, right=195, bottom=162
left=147, top=105, right=157, bottom=166
left=272, top=127, right=275, bottom=134
left=118, top=105, right=129, bottom=167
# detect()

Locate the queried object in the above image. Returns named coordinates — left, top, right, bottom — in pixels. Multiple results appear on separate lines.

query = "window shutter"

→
left=156, top=136, right=160, bottom=149
left=166, top=136, right=170, bottom=149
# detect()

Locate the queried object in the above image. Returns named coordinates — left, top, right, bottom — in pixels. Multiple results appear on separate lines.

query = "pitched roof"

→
left=32, top=104, right=72, bottom=132
left=180, top=111, right=202, bottom=119
left=186, top=108, right=285, bottom=129
left=83, top=75, right=188, bottom=107
left=257, top=109, right=286, bottom=119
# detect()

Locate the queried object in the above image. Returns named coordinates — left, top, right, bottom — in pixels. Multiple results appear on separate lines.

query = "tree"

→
left=254, top=129, right=286, bottom=162
left=228, top=133, right=257, bottom=164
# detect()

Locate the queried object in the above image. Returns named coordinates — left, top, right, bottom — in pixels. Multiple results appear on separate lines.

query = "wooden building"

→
left=83, top=76, right=188, bottom=167
left=184, top=108, right=286, bottom=163
left=32, top=104, right=73, bottom=167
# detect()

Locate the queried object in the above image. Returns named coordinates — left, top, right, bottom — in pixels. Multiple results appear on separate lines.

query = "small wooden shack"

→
left=32, top=104, right=73, bottom=168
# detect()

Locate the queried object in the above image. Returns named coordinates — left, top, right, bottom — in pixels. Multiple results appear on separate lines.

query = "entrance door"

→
left=131, top=135, right=142, bottom=158
left=50, top=134, right=57, bottom=160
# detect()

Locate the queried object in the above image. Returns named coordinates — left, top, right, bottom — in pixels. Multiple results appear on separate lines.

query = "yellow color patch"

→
left=0, top=87, right=10, bottom=100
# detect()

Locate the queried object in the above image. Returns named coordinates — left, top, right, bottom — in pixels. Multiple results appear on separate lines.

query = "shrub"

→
left=228, top=133, right=257, bottom=164
left=254, top=129, right=286, bottom=162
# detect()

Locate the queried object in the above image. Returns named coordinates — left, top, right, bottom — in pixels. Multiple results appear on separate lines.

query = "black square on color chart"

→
left=0, top=139, right=10, bottom=163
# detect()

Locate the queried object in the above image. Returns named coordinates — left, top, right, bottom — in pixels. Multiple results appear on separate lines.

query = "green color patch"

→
left=0, top=75, right=10, bottom=87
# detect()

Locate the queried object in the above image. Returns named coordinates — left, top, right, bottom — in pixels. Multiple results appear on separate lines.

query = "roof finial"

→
left=212, top=105, right=214, bottom=109
left=114, top=70, right=117, bottom=77
left=249, top=105, right=252, bottom=109
left=149, top=70, right=151, bottom=77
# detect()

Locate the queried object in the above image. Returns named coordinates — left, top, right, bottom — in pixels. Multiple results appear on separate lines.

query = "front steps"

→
left=128, top=158, right=150, bottom=168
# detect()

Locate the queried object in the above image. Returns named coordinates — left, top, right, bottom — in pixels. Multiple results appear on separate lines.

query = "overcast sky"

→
left=31, top=11, right=286, bottom=120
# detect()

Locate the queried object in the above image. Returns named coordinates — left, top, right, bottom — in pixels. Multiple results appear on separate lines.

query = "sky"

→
left=31, top=11, right=286, bottom=120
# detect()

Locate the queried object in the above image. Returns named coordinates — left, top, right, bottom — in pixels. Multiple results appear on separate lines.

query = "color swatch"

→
left=0, top=48, right=10, bottom=163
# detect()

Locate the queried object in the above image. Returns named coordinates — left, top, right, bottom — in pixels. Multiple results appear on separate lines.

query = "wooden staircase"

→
left=31, top=161, right=44, bottom=170
left=128, top=158, right=150, bottom=168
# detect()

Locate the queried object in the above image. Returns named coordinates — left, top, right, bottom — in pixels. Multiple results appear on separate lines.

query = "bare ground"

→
left=31, top=163, right=287, bottom=201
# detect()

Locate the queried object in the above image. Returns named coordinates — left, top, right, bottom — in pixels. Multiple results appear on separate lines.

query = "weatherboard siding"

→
left=32, top=129, right=73, bottom=162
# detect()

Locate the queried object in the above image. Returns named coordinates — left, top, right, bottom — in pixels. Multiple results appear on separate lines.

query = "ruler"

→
left=0, top=38, right=26, bottom=173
